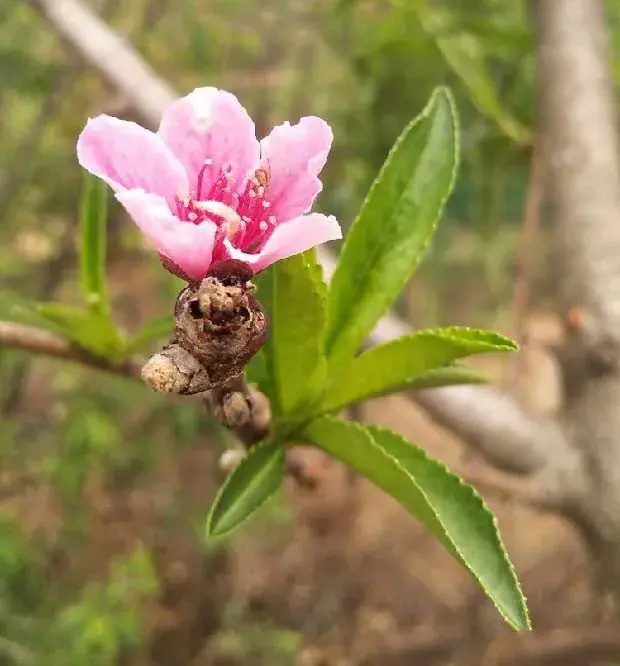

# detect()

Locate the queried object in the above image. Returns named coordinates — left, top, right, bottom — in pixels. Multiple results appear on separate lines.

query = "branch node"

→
left=141, top=345, right=211, bottom=394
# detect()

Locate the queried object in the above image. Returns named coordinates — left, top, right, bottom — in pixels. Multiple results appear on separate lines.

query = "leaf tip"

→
left=424, top=85, right=457, bottom=124
left=203, top=441, right=285, bottom=539
left=204, top=511, right=230, bottom=539
left=495, top=334, right=519, bottom=352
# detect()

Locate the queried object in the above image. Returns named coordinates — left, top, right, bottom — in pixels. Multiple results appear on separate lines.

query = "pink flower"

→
left=77, top=87, right=342, bottom=281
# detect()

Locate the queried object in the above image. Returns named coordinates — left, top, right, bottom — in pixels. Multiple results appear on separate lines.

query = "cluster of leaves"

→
left=207, top=88, right=529, bottom=630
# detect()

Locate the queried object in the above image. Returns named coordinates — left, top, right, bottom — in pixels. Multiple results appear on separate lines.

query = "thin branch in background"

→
left=24, top=0, right=176, bottom=128
left=505, top=139, right=545, bottom=395
left=0, top=319, right=320, bottom=487
left=0, top=321, right=143, bottom=379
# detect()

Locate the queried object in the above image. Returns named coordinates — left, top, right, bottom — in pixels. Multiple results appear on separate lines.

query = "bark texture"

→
left=531, top=0, right=620, bottom=592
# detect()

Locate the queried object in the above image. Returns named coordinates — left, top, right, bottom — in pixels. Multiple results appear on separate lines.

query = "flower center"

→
left=174, top=162, right=276, bottom=256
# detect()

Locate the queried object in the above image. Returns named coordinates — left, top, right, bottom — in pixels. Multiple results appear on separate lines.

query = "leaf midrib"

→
left=208, top=445, right=283, bottom=536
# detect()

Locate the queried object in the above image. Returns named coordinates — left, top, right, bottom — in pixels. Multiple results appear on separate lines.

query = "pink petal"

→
left=158, top=87, right=259, bottom=197
left=116, top=189, right=217, bottom=281
left=77, top=115, right=188, bottom=206
left=259, top=117, right=333, bottom=222
left=224, top=213, right=342, bottom=272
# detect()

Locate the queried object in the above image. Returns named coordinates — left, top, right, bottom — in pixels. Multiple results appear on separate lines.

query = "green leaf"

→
left=80, top=172, right=110, bottom=313
left=0, top=291, right=25, bottom=319
left=326, top=87, right=459, bottom=368
left=246, top=348, right=268, bottom=390
left=36, top=303, right=125, bottom=358
left=254, top=250, right=328, bottom=417
left=206, top=440, right=285, bottom=537
left=415, top=4, right=530, bottom=145
left=320, top=327, right=516, bottom=413
left=126, top=314, right=173, bottom=353
left=0, top=291, right=127, bottom=360
left=0, top=291, right=59, bottom=330
left=405, top=363, right=487, bottom=389
left=303, top=417, right=529, bottom=630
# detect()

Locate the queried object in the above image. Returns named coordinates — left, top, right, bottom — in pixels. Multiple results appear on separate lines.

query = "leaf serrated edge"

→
left=364, top=423, right=530, bottom=630
left=317, top=327, right=515, bottom=415
left=318, top=365, right=486, bottom=416
left=205, top=441, right=285, bottom=538
left=424, top=326, right=518, bottom=350
left=326, top=86, right=460, bottom=359
left=406, top=363, right=488, bottom=388
left=274, top=251, right=330, bottom=417
left=341, top=362, right=488, bottom=399
left=304, top=418, right=530, bottom=630
left=340, top=85, right=459, bottom=260
left=362, top=326, right=519, bottom=355
left=394, top=85, right=461, bottom=285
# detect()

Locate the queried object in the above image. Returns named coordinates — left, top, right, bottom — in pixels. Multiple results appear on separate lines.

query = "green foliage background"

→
left=0, top=0, right=619, bottom=663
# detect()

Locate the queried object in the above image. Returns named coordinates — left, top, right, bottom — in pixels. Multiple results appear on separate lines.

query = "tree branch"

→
left=25, top=0, right=564, bottom=479
left=0, top=320, right=143, bottom=378
left=0, top=309, right=315, bottom=486
left=414, top=384, right=564, bottom=475
left=24, top=0, right=175, bottom=128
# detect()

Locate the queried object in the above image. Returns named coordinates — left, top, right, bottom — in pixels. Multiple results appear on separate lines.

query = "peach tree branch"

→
left=25, top=0, right=568, bottom=483
left=0, top=320, right=142, bottom=378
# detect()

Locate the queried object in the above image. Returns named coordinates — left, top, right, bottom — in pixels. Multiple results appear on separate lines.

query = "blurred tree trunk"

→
left=531, top=0, right=620, bottom=599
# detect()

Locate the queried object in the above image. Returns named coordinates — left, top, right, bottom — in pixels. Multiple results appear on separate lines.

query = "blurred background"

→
left=1, top=0, right=620, bottom=664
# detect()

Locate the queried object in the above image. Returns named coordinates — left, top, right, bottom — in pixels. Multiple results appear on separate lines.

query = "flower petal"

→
left=260, top=117, right=333, bottom=222
left=116, top=189, right=217, bottom=281
left=158, top=87, right=259, bottom=198
left=224, top=213, right=342, bottom=272
left=77, top=115, right=188, bottom=206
